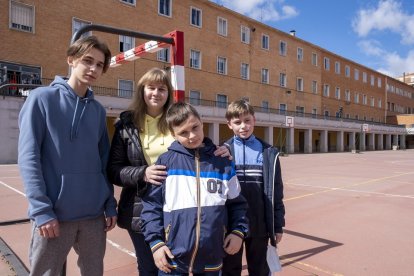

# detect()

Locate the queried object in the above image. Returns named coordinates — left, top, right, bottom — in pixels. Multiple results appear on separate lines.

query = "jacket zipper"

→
left=189, top=149, right=201, bottom=273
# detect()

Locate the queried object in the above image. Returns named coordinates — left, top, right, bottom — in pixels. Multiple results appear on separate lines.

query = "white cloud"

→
left=216, top=0, right=298, bottom=22
left=352, top=0, right=414, bottom=44
left=359, top=41, right=414, bottom=77
left=357, top=40, right=385, bottom=56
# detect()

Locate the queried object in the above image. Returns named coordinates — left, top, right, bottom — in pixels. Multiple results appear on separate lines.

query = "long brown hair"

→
left=128, top=68, right=174, bottom=134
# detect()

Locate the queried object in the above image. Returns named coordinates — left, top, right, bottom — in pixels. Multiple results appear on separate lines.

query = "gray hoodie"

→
left=18, top=76, right=117, bottom=227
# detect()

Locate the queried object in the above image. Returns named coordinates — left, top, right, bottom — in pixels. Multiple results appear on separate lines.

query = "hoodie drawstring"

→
left=70, top=97, right=89, bottom=141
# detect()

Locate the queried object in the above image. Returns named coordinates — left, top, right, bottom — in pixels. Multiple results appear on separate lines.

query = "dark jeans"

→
left=128, top=230, right=158, bottom=276
left=222, top=236, right=269, bottom=276
left=158, top=271, right=220, bottom=276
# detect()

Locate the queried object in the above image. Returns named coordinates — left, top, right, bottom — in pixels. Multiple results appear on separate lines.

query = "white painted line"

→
left=0, top=180, right=136, bottom=258
left=0, top=180, right=26, bottom=197
left=106, top=239, right=136, bottom=258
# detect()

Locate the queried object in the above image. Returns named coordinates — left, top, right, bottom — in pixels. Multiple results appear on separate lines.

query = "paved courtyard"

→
left=1, top=149, right=413, bottom=275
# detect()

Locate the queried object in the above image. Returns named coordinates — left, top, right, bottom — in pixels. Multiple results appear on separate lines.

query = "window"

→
left=190, top=50, right=201, bottom=69
left=72, top=18, right=91, bottom=38
left=217, top=56, right=227, bottom=75
left=370, top=96, right=375, bottom=107
left=279, top=41, right=287, bottom=56
left=241, top=63, right=249, bottom=80
left=354, top=92, right=359, bottom=104
left=296, top=106, right=305, bottom=116
left=261, top=101, right=269, bottom=112
left=217, top=17, right=227, bottom=36
left=261, top=68, right=269, bottom=84
left=335, top=87, right=340, bottom=99
left=279, top=103, right=287, bottom=115
left=354, top=69, right=359, bottom=80
left=296, top=77, right=303, bottom=91
left=157, top=48, right=170, bottom=62
left=363, top=94, right=367, bottom=105
left=345, top=89, right=351, bottom=102
left=311, top=53, right=318, bottom=66
left=378, top=98, right=382, bottom=108
left=241, top=25, right=250, bottom=44
left=118, top=80, right=133, bottom=98
left=362, top=72, right=367, bottom=83
left=262, top=34, right=269, bottom=50
left=190, top=7, right=202, bottom=27
left=189, top=90, right=201, bottom=106
left=159, top=0, right=171, bottom=17
left=10, top=1, right=34, bottom=33
left=370, top=75, right=375, bottom=86
left=279, top=73, right=287, bottom=87
left=377, top=77, right=382, bottom=88
left=323, top=84, right=330, bottom=97
left=216, top=94, right=228, bottom=108
left=312, top=80, right=318, bottom=94
left=345, top=65, right=350, bottom=77
left=312, top=108, right=317, bottom=118
left=324, top=57, right=330, bottom=70
left=119, top=35, right=134, bottom=52
left=120, top=0, right=135, bottom=4
left=335, top=62, right=340, bottom=74
left=297, top=48, right=303, bottom=62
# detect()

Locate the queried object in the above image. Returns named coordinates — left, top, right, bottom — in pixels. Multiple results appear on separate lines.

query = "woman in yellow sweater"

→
left=107, top=68, right=230, bottom=275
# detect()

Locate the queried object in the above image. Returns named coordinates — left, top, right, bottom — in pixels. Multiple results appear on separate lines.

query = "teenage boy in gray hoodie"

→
left=18, top=36, right=117, bottom=276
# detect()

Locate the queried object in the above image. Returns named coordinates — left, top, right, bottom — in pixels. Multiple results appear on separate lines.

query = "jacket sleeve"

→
left=141, top=158, right=166, bottom=253
left=18, top=93, right=56, bottom=227
left=106, top=124, right=148, bottom=195
left=226, top=174, right=249, bottom=239
left=99, top=113, right=117, bottom=218
left=273, top=155, right=285, bottom=233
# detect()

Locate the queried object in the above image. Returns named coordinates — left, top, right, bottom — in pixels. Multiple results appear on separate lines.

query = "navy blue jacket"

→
left=141, top=137, right=248, bottom=273
left=225, top=136, right=285, bottom=246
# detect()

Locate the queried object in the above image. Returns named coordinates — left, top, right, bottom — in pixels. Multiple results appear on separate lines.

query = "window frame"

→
left=217, top=56, right=227, bottom=75
left=189, top=90, right=201, bottom=106
left=190, top=6, right=202, bottom=28
left=216, top=93, right=228, bottom=108
left=158, top=0, right=172, bottom=17
left=241, top=63, right=250, bottom=80
left=279, top=40, right=287, bottom=56
left=241, top=25, right=250, bottom=44
left=190, top=49, right=201, bottom=69
left=261, top=68, right=269, bottom=84
left=10, top=1, right=35, bottom=33
left=279, top=73, right=287, bottom=87
left=119, top=35, right=134, bottom=52
left=217, top=17, right=227, bottom=36
left=261, top=34, right=269, bottom=50
left=118, top=79, right=134, bottom=98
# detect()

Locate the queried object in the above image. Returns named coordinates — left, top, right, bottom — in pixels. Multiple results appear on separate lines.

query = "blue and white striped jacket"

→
left=141, top=137, right=248, bottom=273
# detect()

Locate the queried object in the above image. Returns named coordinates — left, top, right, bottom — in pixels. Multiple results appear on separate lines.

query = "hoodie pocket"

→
left=54, top=173, right=110, bottom=221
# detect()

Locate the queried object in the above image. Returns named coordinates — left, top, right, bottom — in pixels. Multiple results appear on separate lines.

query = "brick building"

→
left=1, top=0, right=413, bottom=155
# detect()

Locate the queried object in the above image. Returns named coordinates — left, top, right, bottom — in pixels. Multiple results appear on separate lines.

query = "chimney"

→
left=290, top=30, right=296, bottom=36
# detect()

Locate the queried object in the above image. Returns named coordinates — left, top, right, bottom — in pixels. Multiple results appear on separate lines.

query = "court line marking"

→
left=285, top=172, right=414, bottom=201
left=0, top=180, right=26, bottom=197
left=282, top=257, right=344, bottom=276
left=289, top=183, right=414, bottom=199
left=0, top=180, right=136, bottom=259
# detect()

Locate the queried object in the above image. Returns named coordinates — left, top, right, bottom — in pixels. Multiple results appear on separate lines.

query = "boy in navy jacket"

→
left=141, top=102, right=248, bottom=275
left=222, top=100, right=285, bottom=276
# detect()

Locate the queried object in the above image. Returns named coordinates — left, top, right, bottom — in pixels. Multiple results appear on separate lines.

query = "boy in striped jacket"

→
left=141, top=102, right=248, bottom=275
left=222, top=100, right=285, bottom=276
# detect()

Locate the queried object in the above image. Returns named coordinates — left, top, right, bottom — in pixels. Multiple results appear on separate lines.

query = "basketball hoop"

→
left=285, top=116, right=294, bottom=128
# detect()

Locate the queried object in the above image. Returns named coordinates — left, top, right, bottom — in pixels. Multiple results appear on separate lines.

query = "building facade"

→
left=1, top=0, right=413, bottom=160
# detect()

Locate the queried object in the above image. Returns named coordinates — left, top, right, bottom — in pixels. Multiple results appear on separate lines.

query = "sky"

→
left=212, top=0, right=414, bottom=78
